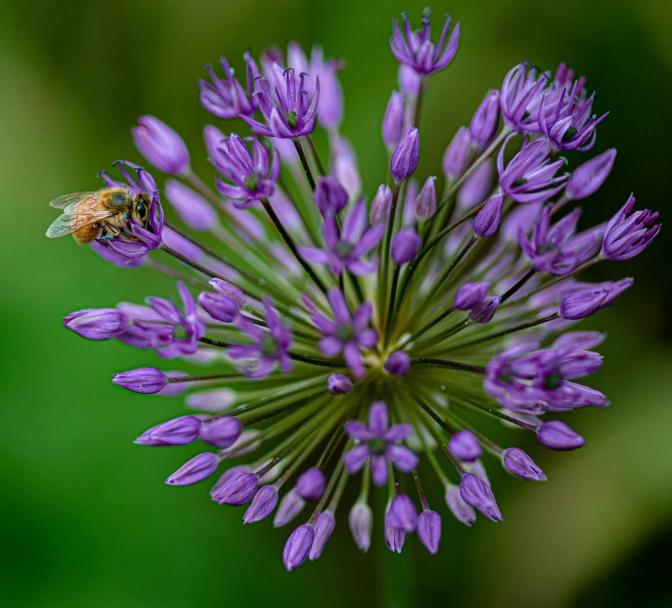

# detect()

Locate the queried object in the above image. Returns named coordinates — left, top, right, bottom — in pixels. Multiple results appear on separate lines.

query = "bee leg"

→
left=100, top=224, right=121, bottom=241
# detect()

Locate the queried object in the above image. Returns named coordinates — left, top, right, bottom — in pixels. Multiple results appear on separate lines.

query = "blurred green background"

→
left=1, top=0, right=671, bottom=606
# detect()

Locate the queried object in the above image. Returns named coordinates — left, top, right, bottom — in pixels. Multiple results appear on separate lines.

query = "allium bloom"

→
left=132, top=116, right=190, bottom=176
left=51, top=8, right=660, bottom=568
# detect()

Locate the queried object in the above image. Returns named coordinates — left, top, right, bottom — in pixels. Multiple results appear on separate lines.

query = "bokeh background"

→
left=1, top=0, right=671, bottom=606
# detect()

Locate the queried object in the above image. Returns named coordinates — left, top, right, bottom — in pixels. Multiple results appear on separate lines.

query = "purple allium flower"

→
left=560, top=278, right=633, bottom=320
left=470, top=90, right=501, bottom=149
left=135, top=416, right=202, bottom=446
left=390, top=9, right=460, bottom=76
left=295, top=467, right=326, bottom=501
left=469, top=295, right=501, bottom=324
left=519, top=207, right=602, bottom=276
left=52, top=10, right=657, bottom=564
left=445, top=485, right=477, bottom=526
left=313, top=176, right=348, bottom=216
left=165, top=452, right=220, bottom=486
left=443, top=127, right=473, bottom=181
left=307, top=289, right=377, bottom=379
left=417, top=510, right=441, bottom=554
left=344, top=401, right=418, bottom=486
left=199, top=416, right=243, bottom=448
left=242, top=66, right=319, bottom=138
left=349, top=501, right=373, bottom=552
left=497, top=136, right=569, bottom=204
left=309, top=512, right=336, bottom=560
left=283, top=524, right=314, bottom=571
left=539, top=84, right=608, bottom=152
left=502, top=447, right=547, bottom=481
left=392, top=227, right=422, bottom=265
left=459, top=473, right=503, bottom=521
left=602, top=194, right=661, bottom=260
left=112, top=367, right=167, bottom=394
left=327, top=373, right=353, bottom=395
left=198, top=278, right=245, bottom=323
left=64, top=308, right=127, bottom=340
left=415, top=176, right=437, bottom=220
left=386, top=494, right=418, bottom=531
left=500, top=62, right=549, bottom=133
left=448, top=430, right=482, bottom=462
left=454, top=282, right=489, bottom=311
left=132, top=116, right=190, bottom=176
left=244, top=485, right=279, bottom=524
left=200, top=53, right=259, bottom=119
left=473, top=194, right=504, bottom=238
left=382, top=91, right=405, bottom=147
left=537, top=420, right=585, bottom=450
left=384, top=351, right=411, bottom=376
left=370, top=185, right=393, bottom=226
left=391, top=127, right=420, bottom=182
left=213, top=134, right=280, bottom=208
left=566, top=148, right=617, bottom=200
left=164, top=180, right=218, bottom=231
left=228, top=298, right=293, bottom=379
left=299, top=198, right=384, bottom=276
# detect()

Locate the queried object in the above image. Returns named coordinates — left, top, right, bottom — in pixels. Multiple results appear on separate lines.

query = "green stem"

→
left=292, top=139, right=316, bottom=191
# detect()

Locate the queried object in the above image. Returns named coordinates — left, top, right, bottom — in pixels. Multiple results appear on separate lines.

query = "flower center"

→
left=513, top=177, right=527, bottom=188
left=545, top=371, right=563, bottom=389
left=539, top=242, right=559, bottom=255
left=334, top=241, right=354, bottom=258
left=336, top=323, right=354, bottom=341
left=562, top=127, right=578, bottom=143
left=368, top=437, right=387, bottom=455
left=173, top=325, right=189, bottom=340
left=285, top=111, right=298, bottom=129
left=261, top=335, right=279, bottom=357
left=243, top=173, right=259, bottom=192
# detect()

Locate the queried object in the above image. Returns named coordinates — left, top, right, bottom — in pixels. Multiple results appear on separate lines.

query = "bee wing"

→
left=46, top=209, right=115, bottom=238
left=48, top=192, right=97, bottom=209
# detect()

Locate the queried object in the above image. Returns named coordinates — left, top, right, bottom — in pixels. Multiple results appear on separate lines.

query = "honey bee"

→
left=46, top=187, right=151, bottom=244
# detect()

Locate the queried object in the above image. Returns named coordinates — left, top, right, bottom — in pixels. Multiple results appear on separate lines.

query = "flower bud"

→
left=64, top=308, right=127, bottom=340
left=457, top=159, right=493, bottom=210
left=469, top=90, right=500, bottom=149
left=443, top=127, right=472, bottom=181
left=112, top=367, right=167, bottom=394
left=210, top=465, right=250, bottom=500
left=448, top=430, right=482, bottom=462
left=283, top=524, right=314, bottom=571
left=560, top=278, right=633, bottom=320
left=349, top=501, right=373, bottom=552
left=165, top=452, right=219, bottom=486
left=391, top=127, right=419, bottom=182
left=602, top=194, right=661, bottom=260
left=210, top=278, right=245, bottom=305
left=331, top=134, right=361, bottom=198
left=566, top=148, right=616, bottom=200
left=186, top=387, right=236, bottom=412
left=537, top=420, right=585, bottom=451
left=370, top=185, right=393, bottom=225
left=459, top=473, right=503, bottom=521
left=415, top=176, right=437, bottom=220
left=198, top=288, right=244, bottom=323
left=132, top=115, right=190, bottom=176
left=386, top=494, right=418, bottom=531
left=454, top=282, right=489, bottom=311
left=314, top=176, right=348, bottom=216
left=243, top=485, right=279, bottom=523
left=274, top=489, right=306, bottom=527
left=473, top=194, right=504, bottom=238
left=417, top=510, right=442, bottom=554
left=384, top=351, right=411, bottom=376
left=382, top=91, right=405, bottom=147
left=214, top=472, right=259, bottom=504
left=502, top=447, right=547, bottom=481
left=309, top=512, right=336, bottom=560
left=469, top=295, right=501, bottom=324
left=318, top=61, right=343, bottom=129
left=135, top=415, right=202, bottom=446
left=445, top=484, right=476, bottom=526
left=384, top=514, right=406, bottom=553
left=392, top=227, right=422, bottom=265
left=164, top=180, right=218, bottom=231
left=295, top=467, right=326, bottom=501
left=398, top=64, right=420, bottom=96
left=327, top=373, right=353, bottom=395
left=199, top=416, right=242, bottom=448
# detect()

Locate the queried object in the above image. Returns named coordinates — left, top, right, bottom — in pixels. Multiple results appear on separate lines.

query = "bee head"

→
left=132, top=192, right=151, bottom=226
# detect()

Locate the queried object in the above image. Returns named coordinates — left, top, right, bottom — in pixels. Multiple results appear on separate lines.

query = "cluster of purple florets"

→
left=57, top=8, right=660, bottom=571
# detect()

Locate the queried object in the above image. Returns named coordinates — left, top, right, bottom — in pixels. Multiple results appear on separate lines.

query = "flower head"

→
left=602, top=194, right=661, bottom=260
left=200, top=53, right=260, bottom=119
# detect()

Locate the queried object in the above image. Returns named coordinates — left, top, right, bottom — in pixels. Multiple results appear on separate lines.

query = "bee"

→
left=46, top=187, right=151, bottom=243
